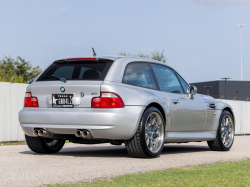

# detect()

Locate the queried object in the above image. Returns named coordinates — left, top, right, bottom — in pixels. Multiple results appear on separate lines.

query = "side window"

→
left=151, top=64, right=183, bottom=94
left=122, top=62, right=158, bottom=89
left=176, top=73, right=189, bottom=94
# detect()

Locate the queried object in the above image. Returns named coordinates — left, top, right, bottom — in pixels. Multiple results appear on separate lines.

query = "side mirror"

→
left=187, top=85, right=197, bottom=99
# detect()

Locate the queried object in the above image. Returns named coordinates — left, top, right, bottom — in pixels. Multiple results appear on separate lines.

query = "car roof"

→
left=54, top=55, right=172, bottom=68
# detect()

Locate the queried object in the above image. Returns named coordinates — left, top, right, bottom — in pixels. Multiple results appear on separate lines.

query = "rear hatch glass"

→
left=37, top=59, right=113, bottom=81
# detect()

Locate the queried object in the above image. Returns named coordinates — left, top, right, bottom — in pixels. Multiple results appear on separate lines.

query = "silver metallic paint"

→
left=19, top=56, right=235, bottom=143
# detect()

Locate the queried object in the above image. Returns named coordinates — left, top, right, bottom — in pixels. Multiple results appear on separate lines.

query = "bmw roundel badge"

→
left=60, top=87, right=65, bottom=92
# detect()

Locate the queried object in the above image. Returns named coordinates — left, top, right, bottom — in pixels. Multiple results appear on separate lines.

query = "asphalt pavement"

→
left=0, top=136, right=249, bottom=187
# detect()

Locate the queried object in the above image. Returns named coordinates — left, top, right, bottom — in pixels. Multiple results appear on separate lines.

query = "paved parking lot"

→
left=0, top=136, right=250, bottom=187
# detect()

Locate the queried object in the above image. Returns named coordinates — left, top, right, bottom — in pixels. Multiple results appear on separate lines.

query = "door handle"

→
left=171, top=99, right=179, bottom=104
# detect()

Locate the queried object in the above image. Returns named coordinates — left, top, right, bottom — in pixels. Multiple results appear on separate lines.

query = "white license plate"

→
left=52, top=94, right=74, bottom=108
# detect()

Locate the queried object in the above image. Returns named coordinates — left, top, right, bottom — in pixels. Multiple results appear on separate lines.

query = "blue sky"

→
left=0, top=0, right=249, bottom=83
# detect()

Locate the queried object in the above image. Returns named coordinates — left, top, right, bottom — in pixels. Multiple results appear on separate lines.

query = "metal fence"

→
left=0, top=82, right=28, bottom=142
left=0, top=82, right=249, bottom=142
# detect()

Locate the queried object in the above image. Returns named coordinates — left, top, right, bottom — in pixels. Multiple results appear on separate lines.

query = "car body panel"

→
left=19, top=56, right=235, bottom=143
left=19, top=106, right=145, bottom=140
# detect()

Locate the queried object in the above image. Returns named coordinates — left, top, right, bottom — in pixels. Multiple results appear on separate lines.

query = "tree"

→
left=117, top=50, right=167, bottom=63
left=0, top=56, right=42, bottom=83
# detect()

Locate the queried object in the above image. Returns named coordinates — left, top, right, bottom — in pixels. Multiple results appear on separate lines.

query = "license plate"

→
left=52, top=94, right=74, bottom=108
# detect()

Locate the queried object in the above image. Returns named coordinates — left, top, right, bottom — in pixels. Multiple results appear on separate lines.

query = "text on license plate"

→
left=52, top=94, right=74, bottom=108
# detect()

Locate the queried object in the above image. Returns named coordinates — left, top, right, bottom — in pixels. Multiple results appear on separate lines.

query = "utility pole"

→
left=220, top=78, right=231, bottom=99
left=237, top=23, right=245, bottom=81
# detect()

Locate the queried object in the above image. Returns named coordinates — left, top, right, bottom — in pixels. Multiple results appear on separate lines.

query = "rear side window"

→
left=122, top=62, right=158, bottom=90
left=37, top=60, right=113, bottom=81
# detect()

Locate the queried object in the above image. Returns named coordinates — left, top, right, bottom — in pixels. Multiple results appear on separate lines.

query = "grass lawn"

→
left=48, top=158, right=250, bottom=187
left=0, top=141, right=26, bottom=146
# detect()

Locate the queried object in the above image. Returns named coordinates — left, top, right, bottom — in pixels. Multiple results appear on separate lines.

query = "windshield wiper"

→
left=44, top=75, right=67, bottom=83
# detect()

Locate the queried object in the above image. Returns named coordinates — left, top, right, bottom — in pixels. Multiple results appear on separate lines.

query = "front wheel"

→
left=125, top=107, right=165, bottom=158
left=207, top=110, right=235, bottom=151
left=25, top=135, right=65, bottom=153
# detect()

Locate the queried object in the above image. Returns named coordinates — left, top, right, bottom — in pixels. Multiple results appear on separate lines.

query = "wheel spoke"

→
left=223, top=136, right=226, bottom=144
left=146, top=138, right=149, bottom=147
left=226, top=118, right=229, bottom=127
left=222, top=118, right=226, bottom=127
left=151, top=117, right=156, bottom=126
left=152, top=122, right=160, bottom=131
left=149, top=138, right=153, bottom=150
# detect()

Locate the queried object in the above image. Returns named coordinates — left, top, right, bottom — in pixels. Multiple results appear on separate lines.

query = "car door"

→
left=150, top=63, right=206, bottom=132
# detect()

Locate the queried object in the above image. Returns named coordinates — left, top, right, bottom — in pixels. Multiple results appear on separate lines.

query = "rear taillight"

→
left=24, top=92, right=39, bottom=107
left=91, top=92, right=124, bottom=108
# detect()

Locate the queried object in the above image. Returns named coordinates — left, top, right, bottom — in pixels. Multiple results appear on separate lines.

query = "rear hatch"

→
left=31, top=58, right=113, bottom=108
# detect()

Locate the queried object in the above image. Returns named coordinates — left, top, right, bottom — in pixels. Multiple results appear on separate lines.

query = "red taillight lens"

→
left=24, top=92, right=39, bottom=107
left=91, top=92, right=124, bottom=108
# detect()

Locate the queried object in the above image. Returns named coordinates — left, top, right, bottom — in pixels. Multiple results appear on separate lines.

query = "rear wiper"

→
left=44, top=75, right=67, bottom=83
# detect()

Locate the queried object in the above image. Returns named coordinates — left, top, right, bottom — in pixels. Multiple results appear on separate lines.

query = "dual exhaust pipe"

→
left=33, top=129, right=92, bottom=139
left=34, top=129, right=53, bottom=138
left=75, top=130, right=93, bottom=139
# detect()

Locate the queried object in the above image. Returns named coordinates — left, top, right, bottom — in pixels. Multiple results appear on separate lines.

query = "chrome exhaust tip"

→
left=75, top=130, right=82, bottom=137
left=37, top=129, right=53, bottom=138
left=75, top=130, right=93, bottom=139
left=38, top=129, right=44, bottom=136
left=82, top=130, right=93, bottom=139
left=33, top=129, right=39, bottom=136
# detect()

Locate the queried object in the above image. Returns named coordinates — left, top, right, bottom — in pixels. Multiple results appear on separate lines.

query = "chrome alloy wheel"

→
left=145, top=112, right=164, bottom=153
left=221, top=115, right=234, bottom=147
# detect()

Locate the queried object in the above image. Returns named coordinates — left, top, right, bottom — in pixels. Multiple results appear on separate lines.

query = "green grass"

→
left=0, top=141, right=27, bottom=146
left=48, top=159, right=250, bottom=187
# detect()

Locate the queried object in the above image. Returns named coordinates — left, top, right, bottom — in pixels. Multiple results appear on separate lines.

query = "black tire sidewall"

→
left=25, top=135, right=65, bottom=154
left=43, top=138, right=65, bottom=153
left=140, top=107, right=165, bottom=157
left=217, top=111, right=235, bottom=151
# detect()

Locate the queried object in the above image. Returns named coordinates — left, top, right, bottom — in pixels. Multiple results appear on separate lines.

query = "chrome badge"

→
left=80, top=92, right=84, bottom=97
left=60, top=87, right=65, bottom=92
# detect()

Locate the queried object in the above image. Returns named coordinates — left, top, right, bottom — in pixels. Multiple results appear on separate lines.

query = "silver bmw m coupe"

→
left=19, top=56, right=235, bottom=158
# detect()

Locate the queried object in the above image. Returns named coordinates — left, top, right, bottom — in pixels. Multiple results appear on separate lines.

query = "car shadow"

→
left=19, top=144, right=210, bottom=158
left=161, top=144, right=210, bottom=155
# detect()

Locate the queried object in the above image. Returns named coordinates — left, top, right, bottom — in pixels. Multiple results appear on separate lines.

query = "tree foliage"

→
left=0, top=56, right=42, bottom=83
left=117, top=50, right=167, bottom=63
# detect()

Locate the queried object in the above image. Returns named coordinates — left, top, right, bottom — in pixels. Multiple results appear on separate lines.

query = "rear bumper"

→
left=19, top=106, right=145, bottom=140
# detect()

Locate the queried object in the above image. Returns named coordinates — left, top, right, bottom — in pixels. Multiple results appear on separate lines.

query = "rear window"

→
left=37, top=60, right=113, bottom=81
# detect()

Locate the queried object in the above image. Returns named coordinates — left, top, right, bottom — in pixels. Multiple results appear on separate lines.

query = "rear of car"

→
left=19, top=57, right=144, bottom=141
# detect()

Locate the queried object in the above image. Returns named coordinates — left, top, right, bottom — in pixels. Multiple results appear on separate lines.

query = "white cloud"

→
left=193, top=0, right=250, bottom=10
left=59, top=6, right=69, bottom=12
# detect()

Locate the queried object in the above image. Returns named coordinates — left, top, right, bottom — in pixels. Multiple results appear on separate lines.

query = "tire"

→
left=125, top=107, right=165, bottom=158
left=207, top=110, right=235, bottom=151
left=25, top=135, right=65, bottom=154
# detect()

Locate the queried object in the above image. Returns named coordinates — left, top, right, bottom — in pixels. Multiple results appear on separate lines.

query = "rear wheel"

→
left=125, top=107, right=165, bottom=158
left=25, top=135, right=65, bottom=153
left=207, top=110, right=235, bottom=151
